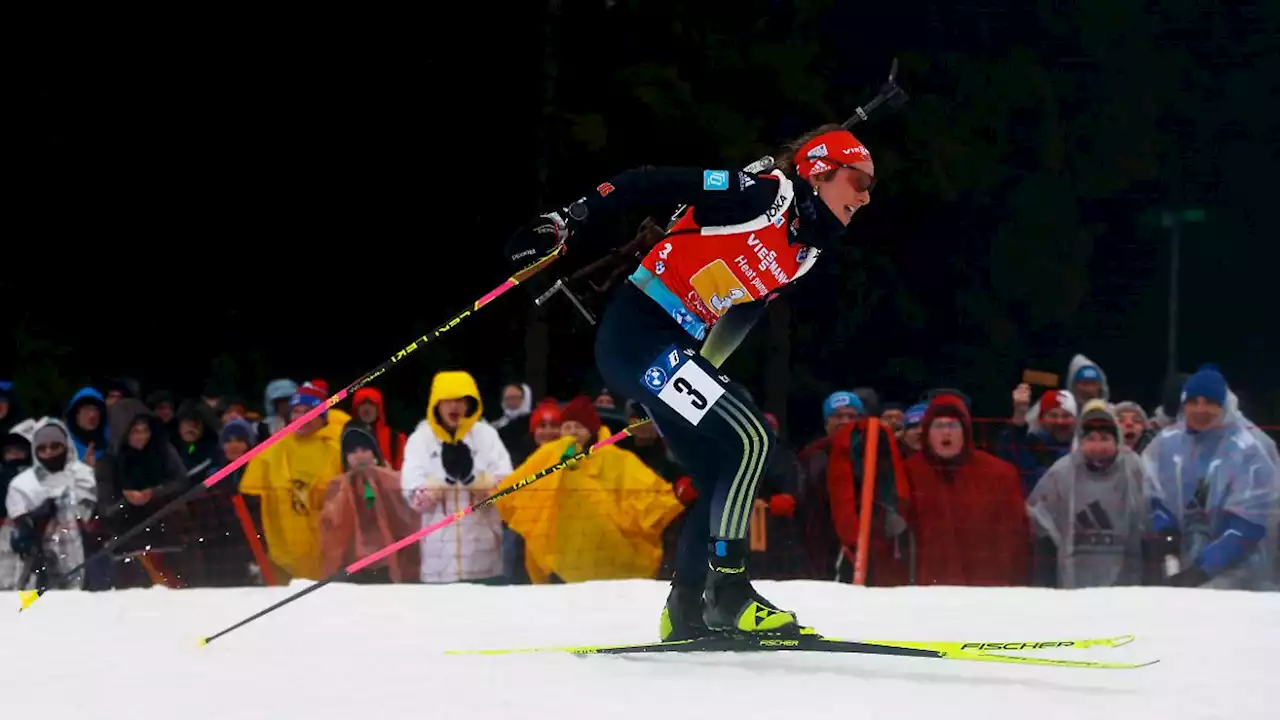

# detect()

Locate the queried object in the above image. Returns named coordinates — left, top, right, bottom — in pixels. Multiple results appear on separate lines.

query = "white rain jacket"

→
left=1143, top=399, right=1279, bottom=590
left=401, top=371, right=513, bottom=582
left=0, top=418, right=97, bottom=590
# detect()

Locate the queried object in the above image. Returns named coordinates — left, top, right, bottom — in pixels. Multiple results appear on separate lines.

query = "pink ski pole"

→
left=200, top=421, right=649, bottom=645
left=19, top=247, right=563, bottom=612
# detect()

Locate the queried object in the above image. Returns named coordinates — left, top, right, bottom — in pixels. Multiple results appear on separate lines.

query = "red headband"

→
left=794, top=130, right=871, bottom=179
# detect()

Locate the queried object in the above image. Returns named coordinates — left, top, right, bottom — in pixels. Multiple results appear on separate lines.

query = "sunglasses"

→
left=836, top=163, right=876, bottom=193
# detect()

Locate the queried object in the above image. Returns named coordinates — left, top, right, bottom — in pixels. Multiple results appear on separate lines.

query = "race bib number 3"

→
left=641, top=345, right=725, bottom=426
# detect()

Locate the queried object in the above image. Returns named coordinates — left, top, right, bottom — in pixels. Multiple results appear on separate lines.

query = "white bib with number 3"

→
left=641, top=346, right=725, bottom=426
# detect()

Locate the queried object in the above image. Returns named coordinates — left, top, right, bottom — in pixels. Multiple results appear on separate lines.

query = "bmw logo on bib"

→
left=644, top=366, right=669, bottom=391
left=639, top=344, right=727, bottom=427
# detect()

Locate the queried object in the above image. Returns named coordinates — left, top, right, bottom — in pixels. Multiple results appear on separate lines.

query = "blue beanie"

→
left=904, top=402, right=928, bottom=428
left=823, top=391, right=865, bottom=420
left=1073, top=365, right=1102, bottom=384
left=1181, top=364, right=1227, bottom=407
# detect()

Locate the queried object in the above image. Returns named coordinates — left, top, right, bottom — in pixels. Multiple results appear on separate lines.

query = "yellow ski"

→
left=446, top=631, right=1155, bottom=668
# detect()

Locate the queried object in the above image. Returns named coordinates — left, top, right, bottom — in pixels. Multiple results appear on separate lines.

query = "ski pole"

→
left=18, top=246, right=565, bottom=613
left=199, top=419, right=652, bottom=646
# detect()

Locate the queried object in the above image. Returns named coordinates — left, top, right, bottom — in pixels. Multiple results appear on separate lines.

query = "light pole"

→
left=1159, top=208, right=1205, bottom=379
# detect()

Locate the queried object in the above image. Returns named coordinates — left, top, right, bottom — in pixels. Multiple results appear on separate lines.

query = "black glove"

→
left=11, top=498, right=59, bottom=556
left=1168, top=565, right=1211, bottom=588
left=505, top=209, right=575, bottom=269
left=441, top=441, right=475, bottom=485
left=10, top=514, right=38, bottom=556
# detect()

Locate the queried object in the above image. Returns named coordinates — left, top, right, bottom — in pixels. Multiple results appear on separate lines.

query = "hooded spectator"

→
left=904, top=394, right=1028, bottom=586
left=319, top=422, right=419, bottom=583
left=490, top=383, right=533, bottom=431
left=239, top=383, right=348, bottom=582
left=1, top=418, right=35, bottom=519
left=1, top=418, right=97, bottom=591
left=145, top=390, right=176, bottom=425
left=1027, top=400, right=1157, bottom=588
left=401, top=370, right=513, bottom=583
left=102, top=377, right=141, bottom=407
left=258, top=378, right=299, bottom=438
left=93, top=399, right=193, bottom=588
left=1150, top=377, right=1277, bottom=469
left=1065, top=355, right=1109, bottom=404
left=351, top=387, right=408, bottom=470
left=64, top=386, right=108, bottom=466
left=997, top=386, right=1078, bottom=495
left=1020, top=355, right=1110, bottom=424
left=200, top=380, right=225, bottom=410
left=173, top=399, right=223, bottom=482
left=1143, top=364, right=1278, bottom=590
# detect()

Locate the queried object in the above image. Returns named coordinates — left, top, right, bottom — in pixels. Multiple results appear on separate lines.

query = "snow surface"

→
left=2, top=580, right=1276, bottom=720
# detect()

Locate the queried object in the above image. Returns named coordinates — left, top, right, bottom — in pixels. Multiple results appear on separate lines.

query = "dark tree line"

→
left=10, top=1, right=1278, bottom=439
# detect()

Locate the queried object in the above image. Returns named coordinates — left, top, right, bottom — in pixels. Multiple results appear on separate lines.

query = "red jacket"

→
left=351, top=387, right=408, bottom=471
left=904, top=394, right=1029, bottom=586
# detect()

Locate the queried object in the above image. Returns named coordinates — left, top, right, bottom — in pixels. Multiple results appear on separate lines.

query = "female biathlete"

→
left=505, top=125, right=875, bottom=641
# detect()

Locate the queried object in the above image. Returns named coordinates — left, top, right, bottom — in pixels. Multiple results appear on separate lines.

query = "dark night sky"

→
left=7, top=3, right=1279, bottom=439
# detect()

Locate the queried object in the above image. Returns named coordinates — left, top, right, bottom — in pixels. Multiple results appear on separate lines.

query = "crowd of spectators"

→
left=1, top=352, right=1276, bottom=594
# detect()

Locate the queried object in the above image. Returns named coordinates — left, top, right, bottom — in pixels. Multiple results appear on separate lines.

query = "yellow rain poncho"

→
left=240, top=412, right=348, bottom=580
left=496, top=429, right=683, bottom=583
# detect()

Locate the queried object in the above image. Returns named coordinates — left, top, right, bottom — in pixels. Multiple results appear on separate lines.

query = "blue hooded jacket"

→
left=63, top=386, right=108, bottom=463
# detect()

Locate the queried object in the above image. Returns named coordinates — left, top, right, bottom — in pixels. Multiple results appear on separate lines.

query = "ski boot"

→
left=702, top=539, right=798, bottom=636
left=659, top=579, right=711, bottom=641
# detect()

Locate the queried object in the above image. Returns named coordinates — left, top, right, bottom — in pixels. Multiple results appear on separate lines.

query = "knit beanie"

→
left=340, top=422, right=383, bottom=469
left=1039, top=390, right=1079, bottom=418
left=1077, top=399, right=1118, bottom=441
left=560, top=396, right=602, bottom=438
left=528, top=402, right=563, bottom=434
left=904, top=402, right=928, bottom=428
left=1073, top=365, right=1102, bottom=384
left=289, top=383, right=329, bottom=419
left=1181, top=364, right=1228, bottom=407
left=219, top=418, right=256, bottom=445
left=1112, top=401, right=1149, bottom=426
left=823, top=391, right=865, bottom=420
